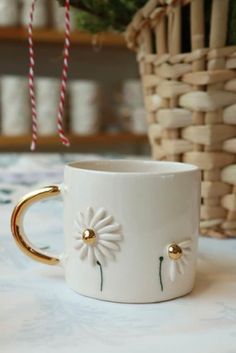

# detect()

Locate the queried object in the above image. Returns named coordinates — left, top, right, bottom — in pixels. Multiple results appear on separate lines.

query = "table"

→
left=0, top=154, right=235, bottom=353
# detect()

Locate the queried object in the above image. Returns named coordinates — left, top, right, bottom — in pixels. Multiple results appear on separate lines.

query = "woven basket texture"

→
left=125, top=0, right=236, bottom=238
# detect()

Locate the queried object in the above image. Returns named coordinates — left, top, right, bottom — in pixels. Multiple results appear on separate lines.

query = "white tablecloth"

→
left=0, top=154, right=236, bottom=353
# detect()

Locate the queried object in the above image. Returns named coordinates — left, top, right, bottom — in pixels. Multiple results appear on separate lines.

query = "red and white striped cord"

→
left=28, top=0, right=71, bottom=150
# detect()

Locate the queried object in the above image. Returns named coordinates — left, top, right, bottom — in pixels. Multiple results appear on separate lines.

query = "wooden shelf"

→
left=0, top=27, right=126, bottom=47
left=0, top=133, right=148, bottom=150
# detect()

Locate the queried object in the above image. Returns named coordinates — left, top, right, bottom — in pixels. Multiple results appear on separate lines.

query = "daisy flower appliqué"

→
left=74, top=207, right=122, bottom=266
left=167, top=239, right=192, bottom=282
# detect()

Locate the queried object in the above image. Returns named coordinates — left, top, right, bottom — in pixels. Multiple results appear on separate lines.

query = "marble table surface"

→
left=0, top=154, right=235, bottom=353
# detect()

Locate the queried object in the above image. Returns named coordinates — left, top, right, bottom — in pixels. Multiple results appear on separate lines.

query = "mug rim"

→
left=66, top=159, right=199, bottom=176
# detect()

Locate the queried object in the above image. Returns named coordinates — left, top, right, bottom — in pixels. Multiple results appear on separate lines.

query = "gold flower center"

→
left=82, top=229, right=97, bottom=245
left=168, top=243, right=183, bottom=261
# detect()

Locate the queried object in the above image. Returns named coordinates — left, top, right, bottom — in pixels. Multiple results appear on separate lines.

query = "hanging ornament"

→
left=28, top=0, right=71, bottom=150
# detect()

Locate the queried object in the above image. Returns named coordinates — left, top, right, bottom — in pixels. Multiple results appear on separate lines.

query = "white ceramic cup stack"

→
left=51, top=0, right=77, bottom=31
left=0, top=0, right=19, bottom=26
left=1, top=76, right=30, bottom=136
left=35, top=77, right=60, bottom=136
left=20, top=0, right=48, bottom=28
left=122, top=80, right=147, bottom=134
left=69, top=80, right=101, bottom=135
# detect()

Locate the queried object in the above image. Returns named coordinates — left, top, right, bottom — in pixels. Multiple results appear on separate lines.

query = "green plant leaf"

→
left=58, top=0, right=236, bottom=46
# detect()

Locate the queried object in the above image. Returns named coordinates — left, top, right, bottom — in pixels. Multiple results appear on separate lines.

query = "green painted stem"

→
left=159, top=256, right=164, bottom=292
left=96, top=261, right=103, bottom=292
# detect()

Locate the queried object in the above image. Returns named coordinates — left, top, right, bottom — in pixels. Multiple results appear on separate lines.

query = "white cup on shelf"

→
left=69, top=80, right=101, bottom=135
left=51, top=0, right=77, bottom=32
left=0, top=0, right=19, bottom=26
left=121, top=80, right=147, bottom=134
left=36, top=77, right=60, bottom=136
left=20, top=0, right=48, bottom=28
left=123, top=80, right=144, bottom=107
left=0, top=76, right=30, bottom=136
left=130, top=107, right=147, bottom=134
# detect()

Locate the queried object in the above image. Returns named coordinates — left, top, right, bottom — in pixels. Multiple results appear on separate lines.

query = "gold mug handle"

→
left=11, top=185, right=61, bottom=266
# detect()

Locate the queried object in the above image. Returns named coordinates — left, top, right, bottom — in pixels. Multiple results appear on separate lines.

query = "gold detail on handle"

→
left=11, top=185, right=61, bottom=265
left=168, top=243, right=183, bottom=261
left=82, top=229, right=97, bottom=245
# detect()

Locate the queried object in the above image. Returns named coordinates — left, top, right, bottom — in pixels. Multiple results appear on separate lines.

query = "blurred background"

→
left=0, top=0, right=150, bottom=155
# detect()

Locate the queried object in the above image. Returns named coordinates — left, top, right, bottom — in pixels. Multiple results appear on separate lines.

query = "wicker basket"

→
left=125, top=0, right=236, bottom=238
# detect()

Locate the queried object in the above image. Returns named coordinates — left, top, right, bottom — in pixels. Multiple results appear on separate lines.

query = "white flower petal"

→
left=179, top=240, right=192, bottom=249
left=90, top=208, right=106, bottom=228
left=181, top=255, right=188, bottom=266
left=99, top=233, right=121, bottom=241
left=74, top=239, right=84, bottom=249
left=85, top=207, right=94, bottom=226
left=74, top=231, right=82, bottom=240
left=97, top=223, right=120, bottom=234
left=79, top=244, right=88, bottom=259
left=170, top=261, right=177, bottom=282
left=88, top=246, right=95, bottom=266
left=99, top=240, right=120, bottom=251
left=182, top=248, right=191, bottom=255
left=97, top=244, right=114, bottom=260
left=94, top=215, right=113, bottom=231
left=77, top=211, right=85, bottom=227
left=177, top=260, right=185, bottom=275
left=74, top=220, right=84, bottom=234
left=94, top=247, right=106, bottom=266
left=74, top=207, right=122, bottom=266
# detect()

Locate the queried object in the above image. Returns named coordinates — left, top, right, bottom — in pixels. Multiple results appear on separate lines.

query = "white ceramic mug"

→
left=0, top=0, right=18, bottom=26
left=21, top=0, right=48, bottom=28
left=69, top=80, right=101, bottom=135
left=11, top=160, right=201, bottom=303
left=123, top=80, right=143, bottom=107
left=1, top=76, right=30, bottom=136
left=36, top=77, right=60, bottom=135
left=51, top=0, right=77, bottom=31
